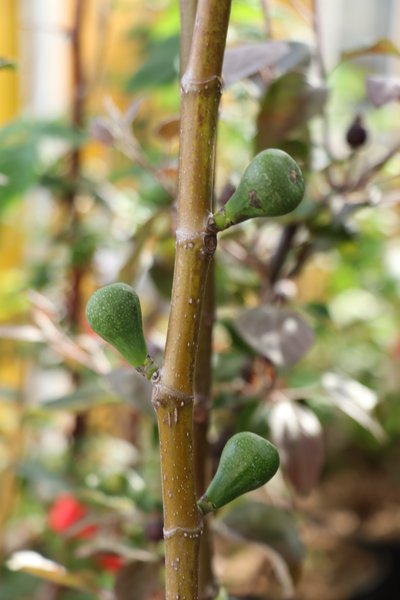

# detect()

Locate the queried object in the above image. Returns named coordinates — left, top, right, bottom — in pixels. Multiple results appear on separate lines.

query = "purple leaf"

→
left=222, top=41, right=289, bottom=87
left=234, top=306, right=314, bottom=368
left=366, top=75, right=400, bottom=107
left=275, top=41, right=311, bottom=76
left=270, top=399, right=324, bottom=495
left=90, top=117, right=115, bottom=145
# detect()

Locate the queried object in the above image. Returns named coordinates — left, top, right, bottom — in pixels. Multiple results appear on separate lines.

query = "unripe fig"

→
left=198, top=432, right=279, bottom=514
left=86, top=283, right=147, bottom=367
left=213, top=149, right=305, bottom=231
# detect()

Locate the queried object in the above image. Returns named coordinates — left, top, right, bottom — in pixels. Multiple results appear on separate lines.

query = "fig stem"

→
left=197, top=496, right=215, bottom=516
left=212, top=209, right=231, bottom=232
left=136, top=355, right=159, bottom=381
left=153, top=2, right=232, bottom=600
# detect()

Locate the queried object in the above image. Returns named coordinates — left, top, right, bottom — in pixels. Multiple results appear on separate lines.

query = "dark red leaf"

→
left=255, top=72, right=327, bottom=157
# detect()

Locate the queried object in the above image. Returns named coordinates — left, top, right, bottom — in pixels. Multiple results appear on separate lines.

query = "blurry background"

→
left=1, top=1, right=400, bottom=599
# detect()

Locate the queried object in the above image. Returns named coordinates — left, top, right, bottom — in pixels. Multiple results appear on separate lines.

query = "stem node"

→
left=163, top=525, right=203, bottom=540
left=181, top=73, right=223, bottom=94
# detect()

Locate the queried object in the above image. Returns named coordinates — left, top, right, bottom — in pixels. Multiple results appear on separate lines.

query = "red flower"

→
left=48, top=493, right=97, bottom=538
left=96, top=553, right=124, bottom=572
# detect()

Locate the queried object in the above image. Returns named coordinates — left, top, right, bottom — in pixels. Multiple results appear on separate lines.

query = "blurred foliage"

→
left=1, top=1, right=400, bottom=599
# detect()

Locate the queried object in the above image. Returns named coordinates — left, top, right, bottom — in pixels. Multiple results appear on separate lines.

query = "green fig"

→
left=198, top=432, right=280, bottom=514
left=213, top=149, right=305, bottom=231
left=86, top=283, right=148, bottom=368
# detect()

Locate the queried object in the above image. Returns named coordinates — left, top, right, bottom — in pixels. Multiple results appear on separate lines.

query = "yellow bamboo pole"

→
left=0, top=0, right=18, bottom=123
left=0, top=0, right=22, bottom=562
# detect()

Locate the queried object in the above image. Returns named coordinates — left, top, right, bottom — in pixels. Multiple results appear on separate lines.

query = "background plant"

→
left=1, top=1, right=400, bottom=599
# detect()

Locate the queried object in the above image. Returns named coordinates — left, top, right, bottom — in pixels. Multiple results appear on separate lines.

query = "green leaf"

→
left=39, top=382, right=119, bottom=413
left=0, top=119, right=85, bottom=146
left=0, top=572, right=40, bottom=600
left=39, top=371, right=152, bottom=415
left=0, top=120, right=85, bottom=209
left=126, top=35, right=180, bottom=92
left=0, top=57, right=16, bottom=70
left=0, top=139, right=38, bottom=206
